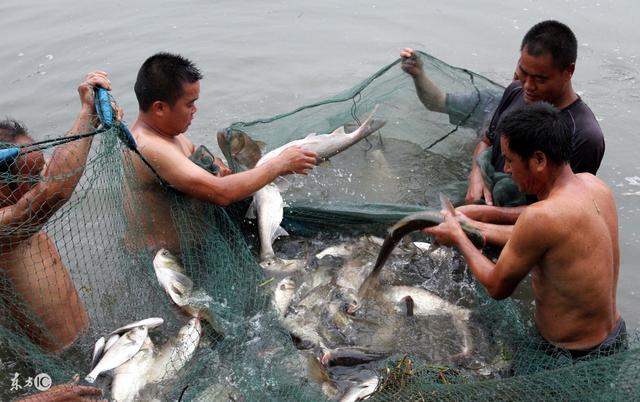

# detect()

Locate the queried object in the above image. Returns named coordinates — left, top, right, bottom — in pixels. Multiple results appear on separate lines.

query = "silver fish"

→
left=339, top=370, right=379, bottom=402
left=153, top=249, right=224, bottom=336
left=105, top=333, right=120, bottom=351
left=111, top=335, right=156, bottom=402
left=246, top=182, right=288, bottom=262
left=90, top=336, right=106, bottom=370
left=145, top=318, right=202, bottom=384
left=384, top=285, right=473, bottom=357
left=357, top=193, right=484, bottom=301
left=308, top=355, right=379, bottom=402
left=153, top=248, right=193, bottom=306
left=108, top=317, right=164, bottom=338
left=248, top=107, right=386, bottom=266
left=85, top=326, right=148, bottom=383
left=256, top=105, right=385, bottom=167
left=273, top=277, right=296, bottom=318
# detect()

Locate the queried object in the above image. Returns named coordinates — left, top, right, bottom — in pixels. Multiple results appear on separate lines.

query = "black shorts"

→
left=543, top=318, right=628, bottom=360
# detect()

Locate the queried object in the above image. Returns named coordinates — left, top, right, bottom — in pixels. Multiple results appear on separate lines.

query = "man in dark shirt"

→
left=403, top=21, right=605, bottom=245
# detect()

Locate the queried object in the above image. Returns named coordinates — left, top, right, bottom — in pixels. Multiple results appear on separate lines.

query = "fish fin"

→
left=193, top=307, right=226, bottom=338
left=274, top=176, right=290, bottom=193
left=274, top=226, right=289, bottom=239
left=158, top=267, right=193, bottom=305
left=245, top=199, right=257, bottom=219
left=254, top=140, right=267, bottom=153
left=304, top=132, right=318, bottom=138
left=330, top=126, right=346, bottom=135
left=451, top=316, right=474, bottom=358
left=90, top=337, right=106, bottom=370
left=439, top=192, right=456, bottom=215
left=317, top=160, right=331, bottom=168
left=307, top=355, right=329, bottom=382
left=307, top=355, right=339, bottom=399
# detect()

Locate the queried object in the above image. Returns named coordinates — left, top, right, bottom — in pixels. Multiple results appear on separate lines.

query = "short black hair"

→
left=134, top=52, right=203, bottom=112
left=0, top=119, right=30, bottom=143
left=497, top=102, right=572, bottom=166
left=521, top=20, right=577, bottom=71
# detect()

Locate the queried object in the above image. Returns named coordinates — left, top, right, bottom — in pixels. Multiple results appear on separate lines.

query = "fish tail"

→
left=84, top=372, right=97, bottom=384
left=307, top=355, right=339, bottom=399
left=452, top=316, right=473, bottom=357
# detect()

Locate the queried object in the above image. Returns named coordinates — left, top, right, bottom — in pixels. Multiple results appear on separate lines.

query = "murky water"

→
left=1, top=0, right=639, bottom=396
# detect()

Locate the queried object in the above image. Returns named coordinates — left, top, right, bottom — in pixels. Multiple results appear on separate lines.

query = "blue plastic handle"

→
left=0, top=147, right=20, bottom=167
left=94, top=87, right=113, bottom=128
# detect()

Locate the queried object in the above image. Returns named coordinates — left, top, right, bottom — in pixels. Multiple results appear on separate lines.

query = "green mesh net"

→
left=1, top=51, right=637, bottom=401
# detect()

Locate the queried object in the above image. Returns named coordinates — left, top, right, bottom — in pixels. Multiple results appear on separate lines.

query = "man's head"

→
left=517, top=20, right=577, bottom=105
left=497, top=102, right=572, bottom=194
left=134, top=52, right=203, bottom=135
left=0, top=119, right=45, bottom=204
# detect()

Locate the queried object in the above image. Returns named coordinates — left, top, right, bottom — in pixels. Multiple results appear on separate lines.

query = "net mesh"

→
left=1, top=51, right=637, bottom=401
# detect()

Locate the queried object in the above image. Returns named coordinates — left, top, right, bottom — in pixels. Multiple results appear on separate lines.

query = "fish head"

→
left=277, top=277, right=296, bottom=293
left=217, top=128, right=263, bottom=170
left=259, top=255, right=306, bottom=273
left=153, top=248, right=184, bottom=274
left=123, top=326, right=149, bottom=347
left=273, top=277, right=296, bottom=316
left=140, top=335, right=155, bottom=353
left=176, top=318, right=202, bottom=351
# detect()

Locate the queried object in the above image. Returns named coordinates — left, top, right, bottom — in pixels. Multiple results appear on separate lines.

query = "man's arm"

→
left=143, top=141, right=316, bottom=206
left=465, top=137, right=493, bottom=205
left=454, top=204, right=528, bottom=247
left=400, top=48, right=447, bottom=113
left=0, top=71, right=111, bottom=249
left=426, top=206, right=548, bottom=299
left=457, top=204, right=524, bottom=224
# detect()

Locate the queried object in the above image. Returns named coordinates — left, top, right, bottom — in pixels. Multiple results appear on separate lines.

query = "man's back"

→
left=524, top=173, right=619, bottom=349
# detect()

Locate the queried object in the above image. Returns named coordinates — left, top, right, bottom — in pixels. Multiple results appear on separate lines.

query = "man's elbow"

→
left=486, top=282, right=515, bottom=300
left=215, top=195, right=233, bottom=207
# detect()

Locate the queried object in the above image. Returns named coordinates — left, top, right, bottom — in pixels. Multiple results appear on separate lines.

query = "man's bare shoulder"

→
left=511, top=200, right=565, bottom=248
left=576, top=172, right=611, bottom=195
left=131, top=123, right=193, bottom=159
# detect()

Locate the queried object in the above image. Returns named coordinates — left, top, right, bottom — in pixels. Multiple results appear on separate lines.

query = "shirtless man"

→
left=426, top=102, right=624, bottom=357
left=1, top=71, right=112, bottom=352
left=126, top=53, right=317, bottom=253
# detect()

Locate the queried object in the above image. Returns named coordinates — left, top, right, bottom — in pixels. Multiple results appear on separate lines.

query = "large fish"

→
left=308, top=355, right=380, bottom=402
left=255, top=106, right=385, bottom=167
left=85, top=326, right=148, bottom=383
left=145, top=318, right=202, bottom=384
left=357, top=193, right=485, bottom=300
left=109, top=317, right=164, bottom=337
left=89, top=318, right=163, bottom=370
left=111, top=335, right=156, bottom=402
left=153, top=249, right=225, bottom=336
left=246, top=107, right=386, bottom=268
left=383, top=285, right=473, bottom=357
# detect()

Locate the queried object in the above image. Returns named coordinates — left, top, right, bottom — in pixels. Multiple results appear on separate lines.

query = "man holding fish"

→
left=425, top=103, right=625, bottom=360
left=125, top=52, right=317, bottom=253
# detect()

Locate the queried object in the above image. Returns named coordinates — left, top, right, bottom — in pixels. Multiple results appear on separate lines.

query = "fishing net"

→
left=1, top=51, right=637, bottom=401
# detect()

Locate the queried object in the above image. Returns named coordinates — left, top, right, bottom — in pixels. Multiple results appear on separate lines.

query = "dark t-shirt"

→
left=446, top=87, right=504, bottom=133
left=485, top=81, right=605, bottom=174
